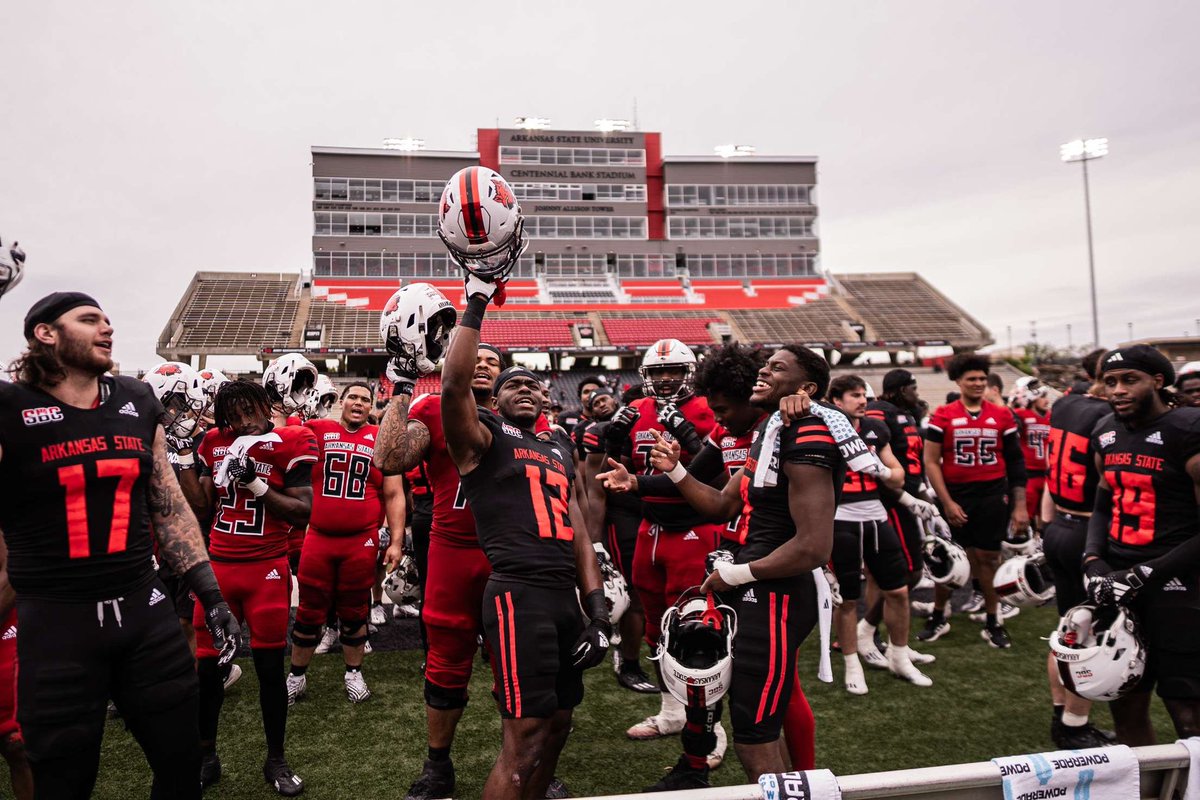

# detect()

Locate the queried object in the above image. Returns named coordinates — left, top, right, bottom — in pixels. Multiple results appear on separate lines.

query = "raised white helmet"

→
left=196, top=367, right=230, bottom=403
left=437, top=166, right=528, bottom=280
left=263, top=353, right=318, bottom=413
left=1011, top=376, right=1047, bottom=409
left=380, top=283, right=457, bottom=373
left=383, top=555, right=420, bottom=607
left=305, top=374, right=338, bottom=419
left=657, top=593, right=737, bottom=707
left=993, top=553, right=1056, bottom=607
left=923, top=537, right=970, bottom=588
left=143, top=362, right=207, bottom=437
left=1049, top=604, right=1146, bottom=702
left=0, top=237, right=25, bottom=300
left=639, top=339, right=697, bottom=402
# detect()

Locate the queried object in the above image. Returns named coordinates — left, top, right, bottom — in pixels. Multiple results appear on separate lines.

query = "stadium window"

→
left=582, top=185, right=596, bottom=201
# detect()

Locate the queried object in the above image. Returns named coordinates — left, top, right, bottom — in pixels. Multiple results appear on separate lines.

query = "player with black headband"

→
left=1083, top=345, right=1200, bottom=744
left=1040, top=346, right=1115, bottom=748
left=1177, top=363, right=1200, bottom=407
left=601, top=345, right=852, bottom=787
left=0, top=292, right=240, bottom=798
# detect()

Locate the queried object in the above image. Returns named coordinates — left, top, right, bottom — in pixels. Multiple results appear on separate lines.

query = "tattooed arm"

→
left=148, top=426, right=212, bottom=575
left=373, top=395, right=432, bottom=476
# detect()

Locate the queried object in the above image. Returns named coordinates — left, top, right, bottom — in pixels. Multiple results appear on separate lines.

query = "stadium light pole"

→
left=1060, top=137, right=1107, bottom=347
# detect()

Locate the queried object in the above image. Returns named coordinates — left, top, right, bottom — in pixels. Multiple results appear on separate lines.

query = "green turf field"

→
left=92, top=605, right=1178, bottom=799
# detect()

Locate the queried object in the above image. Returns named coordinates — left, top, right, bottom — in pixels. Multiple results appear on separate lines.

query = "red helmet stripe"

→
left=460, top=167, right=488, bottom=245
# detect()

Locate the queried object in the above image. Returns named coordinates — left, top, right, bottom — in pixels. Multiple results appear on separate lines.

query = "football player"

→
left=181, top=380, right=317, bottom=795
left=0, top=292, right=239, bottom=798
left=921, top=354, right=1028, bottom=649
left=372, top=280, right=503, bottom=800
left=1176, top=362, right=1200, bottom=407
left=288, top=382, right=404, bottom=704
left=1084, top=345, right=1200, bottom=743
left=438, top=166, right=610, bottom=800
left=262, top=355, right=320, bottom=571
left=1012, top=376, right=1052, bottom=527
left=603, top=345, right=847, bottom=786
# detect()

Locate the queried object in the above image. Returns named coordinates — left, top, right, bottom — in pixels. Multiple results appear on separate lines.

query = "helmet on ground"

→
left=993, top=553, right=1056, bottom=607
left=437, top=167, right=527, bottom=281
left=383, top=555, right=420, bottom=607
left=1049, top=604, right=1146, bottom=702
left=380, top=283, right=457, bottom=373
left=306, top=374, right=338, bottom=419
left=639, top=339, right=697, bottom=402
left=197, top=368, right=230, bottom=404
left=923, top=537, right=970, bottom=588
left=1012, top=376, right=1047, bottom=409
left=143, top=362, right=207, bottom=437
left=0, top=238, right=25, bottom=300
left=657, top=592, right=737, bottom=707
left=263, top=354, right=318, bottom=413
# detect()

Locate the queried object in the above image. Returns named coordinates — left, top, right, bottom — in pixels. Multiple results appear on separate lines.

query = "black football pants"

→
left=16, top=577, right=200, bottom=800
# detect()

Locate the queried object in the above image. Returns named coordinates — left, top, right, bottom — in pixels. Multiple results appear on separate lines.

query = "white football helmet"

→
left=599, top=558, right=631, bottom=626
left=143, top=362, right=207, bottom=437
left=923, top=537, right=970, bottom=588
left=263, top=354, right=318, bottom=413
left=197, top=367, right=230, bottom=404
left=1178, top=361, right=1200, bottom=380
left=0, top=237, right=25, bottom=300
left=1049, top=604, right=1146, bottom=702
left=437, top=166, right=528, bottom=280
left=1001, top=524, right=1040, bottom=557
left=305, top=374, right=338, bottom=420
left=383, top=555, right=421, bottom=607
left=993, top=553, right=1056, bottom=607
left=1011, top=376, right=1047, bottom=409
left=639, top=339, right=697, bottom=402
left=864, top=381, right=877, bottom=401
left=657, top=592, right=737, bottom=707
left=380, top=283, right=457, bottom=373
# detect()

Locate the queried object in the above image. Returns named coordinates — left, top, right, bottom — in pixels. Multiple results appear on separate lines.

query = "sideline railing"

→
left=578, top=743, right=1192, bottom=800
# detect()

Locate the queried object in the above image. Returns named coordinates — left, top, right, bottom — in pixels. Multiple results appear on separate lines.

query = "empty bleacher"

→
left=602, top=317, right=720, bottom=347
left=836, top=273, right=990, bottom=347
left=160, top=272, right=299, bottom=355
left=306, top=302, right=378, bottom=349
left=726, top=299, right=853, bottom=344
left=481, top=318, right=577, bottom=348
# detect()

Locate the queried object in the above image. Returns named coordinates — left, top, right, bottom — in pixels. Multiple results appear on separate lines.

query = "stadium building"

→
left=158, top=123, right=992, bottom=398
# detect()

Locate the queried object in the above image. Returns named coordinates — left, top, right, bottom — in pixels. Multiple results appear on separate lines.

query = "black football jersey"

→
left=740, top=411, right=846, bottom=563
left=461, top=411, right=578, bottom=589
left=581, top=419, right=641, bottom=516
left=840, top=416, right=890, bottom=504
left=0, top=376, right=163, bottom=601
left=1046, top=393, right=1111, bottom=514
left=866, top=399, right=924, bottom=494
left=1090, top=407, right=1200, bottom=563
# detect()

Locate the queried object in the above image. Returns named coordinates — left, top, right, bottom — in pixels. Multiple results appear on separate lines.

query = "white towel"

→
left=813, top=567, right=833, bottom=683
left=753, top=406, right=887, bottom=489
left=759, top=769, right=840, bottom=800
left=213, top=432, right=282, bottom=487
left=1180, top=736, right=1200, bottom=800
left=992, top=745, right=1138, bottom=800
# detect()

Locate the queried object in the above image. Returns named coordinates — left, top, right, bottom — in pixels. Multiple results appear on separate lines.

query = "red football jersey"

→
left=627, top=395, right=716, bottom=528
left=705, top=418, right=761, bottom=544
left=1013, top=407, right=1051, bottom=473
left=198, top=425, right=319, bottom=561
left=410, top=394, right=477, bottom=546
left=406, top=464, right=430, bottom=497
left=927, top=400, right=1017, bottom=484
left=305, top=419, right=385, bottom=535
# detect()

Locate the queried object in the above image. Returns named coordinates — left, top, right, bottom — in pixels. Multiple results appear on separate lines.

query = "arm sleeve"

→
left=926, top=405, right=949, bottom=444
left=1085, top=485, right=1113, bottom=560
left=1003, top=430, right=1027, bottom=487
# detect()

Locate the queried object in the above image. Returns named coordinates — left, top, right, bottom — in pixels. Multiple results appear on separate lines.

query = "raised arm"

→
left=441, top=290, right=495, bottom=474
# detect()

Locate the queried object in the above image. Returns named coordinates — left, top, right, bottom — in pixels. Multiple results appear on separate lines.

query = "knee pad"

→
left=424, top=679, right=468, bottom=710
left=339, top=620, right=369, bottom=647
left=291, top=620, right=322, bottom=647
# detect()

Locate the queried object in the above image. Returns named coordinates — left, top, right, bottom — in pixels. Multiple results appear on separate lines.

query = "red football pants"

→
left=0, top=609, right=18, bottom=740
left=295, top=528, right=377, bottom=628
left=194, top=556, right=291, bottom=655
left=632, top=521, right=723, bottom=648
left=424, top=539, right=492, bottom=691
left=1026, top=476, right=1046, bottom=523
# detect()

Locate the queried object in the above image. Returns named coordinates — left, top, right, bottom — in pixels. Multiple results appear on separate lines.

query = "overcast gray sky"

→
left=3, top=0, right=1198, bottom=370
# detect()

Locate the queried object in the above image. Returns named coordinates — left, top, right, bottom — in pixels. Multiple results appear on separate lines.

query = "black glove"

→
left=572, top=589, right=612, bottom=670
left=604, top=406, right=639, bottom=457
left=163, top=428, right=195, bottom=455
left=225, top=454, right=259, bottom=486
left=384, top=328, right=421, bottom=396
left=205, top=603, right=242, bottom=666
left=1086, top=564, right=1153, bottom=607
left=658, top=402, right=703, bottom=455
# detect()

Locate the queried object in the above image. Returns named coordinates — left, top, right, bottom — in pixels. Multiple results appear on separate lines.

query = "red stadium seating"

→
left=602, top=317, right=719, bottom=347
left=481, top=319, right=577, bottom=348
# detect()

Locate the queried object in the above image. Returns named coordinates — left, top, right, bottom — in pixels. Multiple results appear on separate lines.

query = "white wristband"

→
left=176, top=451, right=195, bottom=467
left=666, top=462, right=687, bottom=483
left=246, top=477, right=269, bottom=497
left=714, top=560, right=755, bottom=587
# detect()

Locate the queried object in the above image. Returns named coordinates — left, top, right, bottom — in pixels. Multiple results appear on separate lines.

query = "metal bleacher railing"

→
left=576, top=743, right=1192, bottom=800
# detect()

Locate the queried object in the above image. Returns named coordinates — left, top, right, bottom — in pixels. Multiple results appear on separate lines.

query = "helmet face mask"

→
left=263, top=354, right=318, bottom=413
left=1050, top=604, right=1146, bottom=701
left=0, top=238, right=25, bottom=300
left=656, top=592, right=737, bottom=707
left=923, top=537, right=970, bottom=588
left=383, top=555, right=420, bottom=606
left=144, top=362, right=208, bottom=437
left=993, top=553, right=1056, bottom=607
left=379, top=283, right=457, bottom=372
left=640, top=339, right=698, bottom=403
left=437, top=167, right=528, bottom=281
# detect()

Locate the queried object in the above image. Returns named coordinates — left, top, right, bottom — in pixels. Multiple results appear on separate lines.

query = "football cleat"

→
left=1051, top=717, right=1116, bottom=750
left=910, top=600, right=936, bottom=618
left=616, top=662, right=659, bottom=694
left=286, top=673, right=307, bottom=706
left=314, top=626, right=340, bottom=654
left=908, top=648, right=937, bottom=665
left=844, top=656, right=868, bottom=695
left=200, top=751, right=221, bottom=790
left=263, top=757, right=304, bottom=797
left=961, top=591, right=985, bottom=614
left=917, top=618, right=951, bottom=642
left=982, top=623, right=1012, bottom=649
left=887, top=646, right=933, bottom=687
left=370, top=602, right=388, bottom=627
left=857, top=620, right=888, bottom=670
left=707, top=722, right=727, bottom=770
left=626, top=713, right=685, bottom=740
left=644, top=756, right=710, bottom=793
left=404, top=757, right=455, bottom=800
left=345, top=670, right=371, bottom=703
left=969, top=602, right=1021, bottom=623
left=544, top=777, right=569, bottom=799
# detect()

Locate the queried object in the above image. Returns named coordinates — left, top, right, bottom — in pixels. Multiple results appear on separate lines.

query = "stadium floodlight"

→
left=714, top=144, right=755, bottom=158
left=1060, top=136, right=1108, bottom=346
left=515, top=116, right=552, bottom=130
left=594, top=119, right=631, bottom=133
left=382, top=137, right=425, bottom=151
